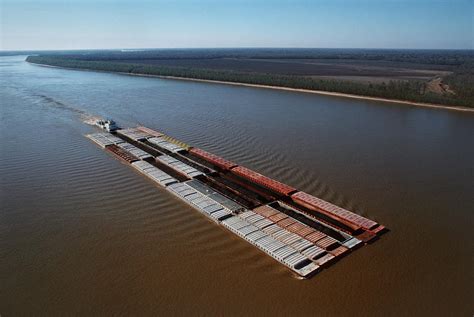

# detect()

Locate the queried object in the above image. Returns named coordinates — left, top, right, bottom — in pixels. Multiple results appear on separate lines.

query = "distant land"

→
left=23, top=48, right=474, bottom=109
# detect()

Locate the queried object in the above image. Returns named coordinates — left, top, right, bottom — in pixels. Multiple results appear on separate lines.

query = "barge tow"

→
left=86, top=123, right=386, bottom=278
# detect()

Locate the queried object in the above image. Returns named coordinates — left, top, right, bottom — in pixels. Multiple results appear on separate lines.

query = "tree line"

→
left=26, top=55, right=473, bottom=108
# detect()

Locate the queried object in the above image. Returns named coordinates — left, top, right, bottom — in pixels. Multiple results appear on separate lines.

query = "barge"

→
left=86, top=124, right=386, bottom=278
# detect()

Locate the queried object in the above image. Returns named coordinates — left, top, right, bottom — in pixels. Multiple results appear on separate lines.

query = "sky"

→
left=1, top=0, right=473, bottom=50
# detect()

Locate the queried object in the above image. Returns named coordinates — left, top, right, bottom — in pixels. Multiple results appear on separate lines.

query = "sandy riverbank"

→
left=28, top=61, right=474, bottom=113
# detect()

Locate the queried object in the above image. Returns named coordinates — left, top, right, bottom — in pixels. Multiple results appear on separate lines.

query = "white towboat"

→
left=95, top=119, right=118, bottom=132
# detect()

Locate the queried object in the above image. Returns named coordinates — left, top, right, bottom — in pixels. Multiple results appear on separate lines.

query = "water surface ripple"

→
left=1, top=56, right=473, bottom=316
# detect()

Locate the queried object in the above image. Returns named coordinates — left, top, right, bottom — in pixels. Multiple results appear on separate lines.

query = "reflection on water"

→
left=1, top=56, right=473, bottom=315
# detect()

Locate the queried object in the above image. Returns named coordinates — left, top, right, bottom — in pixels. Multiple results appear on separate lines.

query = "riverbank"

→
left=28, top=61, right=474, bottom=113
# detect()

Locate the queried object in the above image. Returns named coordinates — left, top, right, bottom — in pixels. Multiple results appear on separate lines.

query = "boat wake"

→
left=33, top=93, right=103, bottom=125
left=82, top=115, right=102, bottom=126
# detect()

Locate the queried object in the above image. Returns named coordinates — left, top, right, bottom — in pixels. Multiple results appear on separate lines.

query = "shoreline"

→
left=28, top=61, right=474, bottom=113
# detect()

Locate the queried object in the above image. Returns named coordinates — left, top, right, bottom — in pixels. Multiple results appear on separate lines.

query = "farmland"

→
left=26, top=48, right=474, bottom=108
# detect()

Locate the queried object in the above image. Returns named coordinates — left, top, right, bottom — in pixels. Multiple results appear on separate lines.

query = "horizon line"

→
left=1, top=46, right=473, bottom=52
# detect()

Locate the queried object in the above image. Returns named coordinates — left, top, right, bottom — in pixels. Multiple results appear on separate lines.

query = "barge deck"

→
left=85, top=125, right=385, bottom=278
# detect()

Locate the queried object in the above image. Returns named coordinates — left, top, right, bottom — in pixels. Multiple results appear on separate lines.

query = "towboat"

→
left=95, top=119, right=118, bottom=132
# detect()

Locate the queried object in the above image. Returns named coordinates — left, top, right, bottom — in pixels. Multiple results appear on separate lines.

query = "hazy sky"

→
left=1, top=0, right=473, bottom=50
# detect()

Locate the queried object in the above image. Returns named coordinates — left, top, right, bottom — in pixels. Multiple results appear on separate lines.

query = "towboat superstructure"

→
left=85, top=122, right=386, bottom=278
left=95, top=119, right=118, bottom=132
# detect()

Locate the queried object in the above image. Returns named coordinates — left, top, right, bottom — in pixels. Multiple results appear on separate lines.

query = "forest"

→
left=26, top=49, right=474, bottom=108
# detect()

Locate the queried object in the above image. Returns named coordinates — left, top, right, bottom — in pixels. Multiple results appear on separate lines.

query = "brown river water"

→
left=1, top=56, right=473, bottom=316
